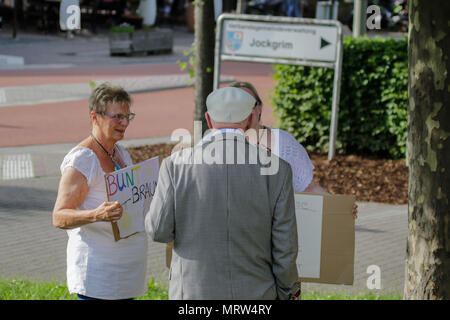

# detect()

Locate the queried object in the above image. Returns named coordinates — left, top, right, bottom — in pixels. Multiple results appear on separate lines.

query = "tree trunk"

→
left=404, top=0, right=450, bottom=299
left=12, top=0, right=18, bottom=39
left=194, top=0, right=215, bottom=135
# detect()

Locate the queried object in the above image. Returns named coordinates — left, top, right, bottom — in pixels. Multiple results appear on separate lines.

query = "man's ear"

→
left=246, top=108, right=259, bottom=130
left=256, top=105, right=262, bottom=122
left=205, top=112, right=214, bottom=129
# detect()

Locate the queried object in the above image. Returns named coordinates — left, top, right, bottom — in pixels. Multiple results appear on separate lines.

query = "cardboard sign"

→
left=105, top=156, right=159, bottom=241
left=164, top=191, right=355, bottom=285
left=295, top=192, right=355, bottom=285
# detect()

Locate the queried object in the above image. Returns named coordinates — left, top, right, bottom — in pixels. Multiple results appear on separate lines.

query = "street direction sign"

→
left=214, top=14, right=344, bottom=160
left=221, top=19, right=338, bottom=62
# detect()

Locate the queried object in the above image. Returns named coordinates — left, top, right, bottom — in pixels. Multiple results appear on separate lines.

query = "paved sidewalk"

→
left=0, top=74, right=234, bottom=108
left=0, top=62, right=276, bottom=148
left=0, top=26, right=194, bottom=69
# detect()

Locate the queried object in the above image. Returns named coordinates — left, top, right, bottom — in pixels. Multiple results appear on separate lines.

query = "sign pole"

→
left=213, top=15, right=224, bottom=90
left=353, top=0, right=368, bottom=37
left=328, top=25, right=344, bottom=160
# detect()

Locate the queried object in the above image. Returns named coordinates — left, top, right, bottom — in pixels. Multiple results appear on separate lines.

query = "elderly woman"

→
left=52, top=83, right=147, bottom=300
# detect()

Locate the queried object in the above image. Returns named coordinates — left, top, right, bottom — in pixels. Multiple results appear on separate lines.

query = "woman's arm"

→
left=52, top=167, right=122, bottom=229
left=304, top=180, right=329, bottom=194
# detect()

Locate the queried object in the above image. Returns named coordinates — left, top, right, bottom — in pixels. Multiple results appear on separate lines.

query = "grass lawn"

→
left=0, top=278, right=401, bottom=300
left=0, top=278, right=168, bottom=300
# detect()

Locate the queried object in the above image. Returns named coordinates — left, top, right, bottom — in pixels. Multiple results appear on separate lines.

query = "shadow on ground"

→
left=0, top=185, right=57, bottom=212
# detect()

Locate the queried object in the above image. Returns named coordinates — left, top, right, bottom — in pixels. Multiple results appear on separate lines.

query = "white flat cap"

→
left=206, top=87, right=256, bottom=123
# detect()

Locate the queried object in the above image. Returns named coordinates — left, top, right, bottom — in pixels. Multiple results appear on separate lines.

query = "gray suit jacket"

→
left=146, top=131, right=298, bottom=300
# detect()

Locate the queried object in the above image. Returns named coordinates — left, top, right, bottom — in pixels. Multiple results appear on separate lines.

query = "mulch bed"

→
left=309, top=153, right=408, bottom=205
left=127, top=143, right=408, bottom=205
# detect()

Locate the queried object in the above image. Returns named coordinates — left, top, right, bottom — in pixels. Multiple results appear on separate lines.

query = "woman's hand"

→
left=53, top=167, right=122, bottom=229
left=93, top=201, right=123, bottom=222
left=304, top=181, right=358, bottom=219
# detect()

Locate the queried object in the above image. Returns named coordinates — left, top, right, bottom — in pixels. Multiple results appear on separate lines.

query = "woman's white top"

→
left=60, top=145, right=148, bottom=300
left=269, top=128, right=315, bottom=192
left=200, top=127, right=315, bottom=192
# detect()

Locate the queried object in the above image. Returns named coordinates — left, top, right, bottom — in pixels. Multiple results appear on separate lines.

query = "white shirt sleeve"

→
left=276, top=129, right=315, bottom=192
left=60, top=147, right=98, bottom=186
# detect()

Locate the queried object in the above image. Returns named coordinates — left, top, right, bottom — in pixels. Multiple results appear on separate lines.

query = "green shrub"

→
left=271, top=36, right=408, bottom=159
left=110, top=24, right=135, bottom=34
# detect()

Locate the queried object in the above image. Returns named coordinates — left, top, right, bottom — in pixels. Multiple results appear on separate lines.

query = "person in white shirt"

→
left=230, top=81, right=358, bottom=204
left=52, top=83, right=147, bottom=300
left=230, top=81, right=358, bottom=300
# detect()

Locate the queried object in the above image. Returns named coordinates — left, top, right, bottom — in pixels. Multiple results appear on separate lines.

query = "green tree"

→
left=404, top=0, right=450, bottom=299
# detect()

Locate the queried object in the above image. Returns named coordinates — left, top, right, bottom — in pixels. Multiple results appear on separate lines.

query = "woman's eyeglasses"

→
left=97, top=112, right=136, bottom=122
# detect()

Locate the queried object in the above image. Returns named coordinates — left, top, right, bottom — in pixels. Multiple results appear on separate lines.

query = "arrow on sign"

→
left=320, top=37, right=331, bottom=49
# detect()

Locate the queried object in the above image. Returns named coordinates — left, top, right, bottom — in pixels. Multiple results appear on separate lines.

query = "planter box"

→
left=109, top=32, right=133, bottom=55
left=109, top=28, right=174, bottom=56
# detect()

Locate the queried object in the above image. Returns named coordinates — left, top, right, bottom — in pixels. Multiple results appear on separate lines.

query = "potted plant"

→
left=131, top=25, right=173, bottom=54
left=108, top=0, right=174, bottom=56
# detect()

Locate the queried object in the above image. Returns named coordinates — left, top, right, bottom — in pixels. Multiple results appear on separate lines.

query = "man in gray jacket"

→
left=146, top=87, right=298, bottom=300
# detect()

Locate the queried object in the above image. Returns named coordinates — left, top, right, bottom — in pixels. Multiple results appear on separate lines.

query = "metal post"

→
left=329, top=0, right=335, bottom=20
left=236, top=0, right=245, bottom=14
left=328, top=22, right=343, bottom=160
left=213, top=15, right=224, bottom=90
left=12, top=0, right=18, bottom=39
left=353, top=0, right=367, bottom=37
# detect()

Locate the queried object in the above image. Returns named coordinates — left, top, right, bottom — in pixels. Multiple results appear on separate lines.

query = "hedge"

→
left=271, top=36, right=408, bottom=159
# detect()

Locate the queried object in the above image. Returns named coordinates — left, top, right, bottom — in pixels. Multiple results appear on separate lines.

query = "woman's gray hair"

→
left=89, top=82, right=132, bottom=113
left=229, top=81, right=262, bottom=106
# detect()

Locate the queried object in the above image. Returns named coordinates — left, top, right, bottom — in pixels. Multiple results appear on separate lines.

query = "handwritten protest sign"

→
left=104, top=156, right=159, bottom=241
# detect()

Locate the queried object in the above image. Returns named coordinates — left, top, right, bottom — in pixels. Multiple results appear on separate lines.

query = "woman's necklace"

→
left=258, top=125, right=272, bottom=152
left=90, top=134, right=122, bottom=170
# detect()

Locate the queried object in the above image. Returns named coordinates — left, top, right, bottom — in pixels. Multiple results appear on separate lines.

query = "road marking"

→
left=1, top=154, right=35, bottom=180
left=0, top=75, right=235, bottom=108
left=0, top=89, right=6, bottom=103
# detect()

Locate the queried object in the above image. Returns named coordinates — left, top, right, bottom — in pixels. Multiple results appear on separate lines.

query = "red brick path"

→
left=0, top=62, right=276, bottom=147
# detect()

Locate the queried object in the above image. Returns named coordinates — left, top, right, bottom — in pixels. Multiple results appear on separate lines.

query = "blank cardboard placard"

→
left=295, top=192, right=355, bottom=285
left=295, top=194, right=323, bottom=278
